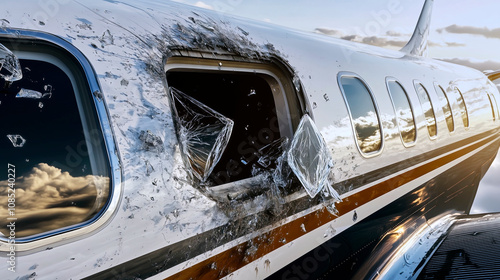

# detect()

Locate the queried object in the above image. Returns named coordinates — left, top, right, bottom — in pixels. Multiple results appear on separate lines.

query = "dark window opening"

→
left=0, top=47, right=111, bottom=239
left=167, top=71, right=286, bottom=185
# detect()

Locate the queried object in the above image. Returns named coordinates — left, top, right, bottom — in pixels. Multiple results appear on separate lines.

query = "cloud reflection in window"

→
left=387, top=80, right=416, bottom=144
left=0, top=163, right=109, bottom=238
left=340, top=75, right=382, bottom=155
left=414, top=83, right=437, bottom=138
left=352, top=111, right=382, bottom=153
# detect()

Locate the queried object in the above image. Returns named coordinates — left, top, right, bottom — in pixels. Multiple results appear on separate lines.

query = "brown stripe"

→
left=164, top=135, right=500, bottom=280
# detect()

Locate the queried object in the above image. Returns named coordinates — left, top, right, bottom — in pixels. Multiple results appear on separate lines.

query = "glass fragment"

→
left=16, top=88, right=43, bottom=99
left=7, top=134, right=26, bottom=147
left=170, top=87, right=234, bottom=182
left=287, top=115, right=333, bottom=198
left=0, top=43, right=22, bottom=82
left=257, top=137, right=289, bottom=169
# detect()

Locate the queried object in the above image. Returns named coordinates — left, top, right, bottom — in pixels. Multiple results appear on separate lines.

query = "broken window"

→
left=339, top=74, right=383, bottom=155
left=166, top=58, right=301, bottom=188
left=169, top=87, right=234, bottom=182
left=0, top=37, right=112, bottom=240
left=414, top=83, right=437, bottom=138
left=387, top=79, right=417, bottom=145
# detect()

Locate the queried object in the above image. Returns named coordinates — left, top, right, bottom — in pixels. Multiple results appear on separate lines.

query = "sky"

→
left=171, top=0, right=500, bottom=214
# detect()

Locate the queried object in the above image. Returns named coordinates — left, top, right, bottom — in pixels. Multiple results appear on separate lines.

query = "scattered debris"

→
left=139, top=130, right=164, bottom=152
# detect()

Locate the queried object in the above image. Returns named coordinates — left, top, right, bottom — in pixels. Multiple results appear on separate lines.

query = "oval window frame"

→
left=385, top=77, right=418, bottom=147
left=337, top=72, right=384, bottom=158
left=0, top=29, right=122, bottom=251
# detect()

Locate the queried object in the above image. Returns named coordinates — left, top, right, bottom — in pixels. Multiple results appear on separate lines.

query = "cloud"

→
left=194, top=1, right=213, bottom=10
left=341, top=35, right=358, bottom=41
left=0, top=163, right=109, bottom=237
left=314, top=27, right=409, bottom=48
left=439, top=24, right=500, bottom=39
left=437, top=58, right=500, bottom=72
left=386, top=30, right=404, bottom=37
left=314, top=27, right=344, bottom=37
left=361, top=36, right=407, bottom=48
left=353, top=111, right=382, bottom=153
left=445, top=42, right=466, bottom=47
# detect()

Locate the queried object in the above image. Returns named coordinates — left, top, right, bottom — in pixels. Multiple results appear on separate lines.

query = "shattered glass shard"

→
left=0, top=43, right=22, bottom=82
left=257, top=137, right=289, bottom=168
left=287, top=115, right=333, bottom=198
left=170, top=87, right=234, bottom=182
left=292, top=75, right=301, bottom=92
left=16, top=88, right=43, bottom=99
left=7, top=135, right=26, bottom=147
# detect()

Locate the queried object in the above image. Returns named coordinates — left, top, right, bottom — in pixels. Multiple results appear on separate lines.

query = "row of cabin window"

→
left=338, top=74, right=497, bottom=156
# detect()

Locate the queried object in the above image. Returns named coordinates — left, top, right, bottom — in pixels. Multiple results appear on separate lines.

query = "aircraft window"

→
left=0, top=36, right=114, bottom=242
left=434, top=84, right=455, bottom=132
left=414, top=83, right=437, bottom=138
left=487, top=94, right=496, bottom=121
left=166, top=57, right=302, bottom=188
left=455, top=88, right=469, bottom=128
left=339, top=75, right=382, bottom=155
left=386, top=79, right=416, bottom=145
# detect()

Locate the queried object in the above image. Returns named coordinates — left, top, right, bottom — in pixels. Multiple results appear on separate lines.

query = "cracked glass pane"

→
left=170, top=87, right=234, bottom=182
left=287, top=115, right=333, bottom=198
left=0, top=43, right=22, bottom=82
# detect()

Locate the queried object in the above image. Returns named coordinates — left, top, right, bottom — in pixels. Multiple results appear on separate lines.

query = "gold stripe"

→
left=164, top=135, right=499, bottom=280
left=487, top=71, right=500, bottom=82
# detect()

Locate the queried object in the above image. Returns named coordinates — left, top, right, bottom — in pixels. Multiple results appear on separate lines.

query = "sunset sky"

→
left=172, top=0, right=500, bottom=213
